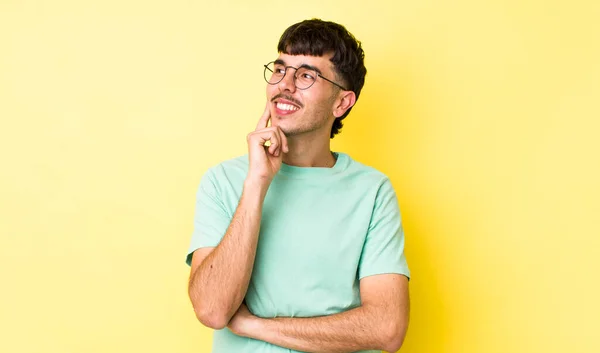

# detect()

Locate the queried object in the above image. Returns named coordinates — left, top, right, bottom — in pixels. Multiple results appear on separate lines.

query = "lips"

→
left=273, top=98, right=302, bottom=115
left=276, top=102, right=300, bottom=112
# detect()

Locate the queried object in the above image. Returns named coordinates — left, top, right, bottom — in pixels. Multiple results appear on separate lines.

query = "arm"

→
left=229, top=273, right=410, bottom=353
left=188, top=180, right=268, bottom=329
left=187, top=103, right=289, bottom=330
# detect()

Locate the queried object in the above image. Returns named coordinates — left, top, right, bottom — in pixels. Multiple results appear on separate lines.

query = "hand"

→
left=227, top=303, right=258, bottom=337
left=245, top=102, right=289, bottom=186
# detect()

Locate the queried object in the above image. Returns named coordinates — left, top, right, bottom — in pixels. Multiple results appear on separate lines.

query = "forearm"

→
left=189, top=180, right=267, bottom=327
left=245, top=305, right=396, bottom=353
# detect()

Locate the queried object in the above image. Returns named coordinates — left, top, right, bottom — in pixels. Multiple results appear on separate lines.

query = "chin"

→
left=272, top=119, right=320, bottom=137
left=276, top=125, right=294, bottom=136
left=272, top=123, right=295, bottom=136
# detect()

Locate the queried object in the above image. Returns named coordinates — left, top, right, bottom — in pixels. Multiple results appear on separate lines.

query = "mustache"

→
left=271, top=94, right=303, bottom=108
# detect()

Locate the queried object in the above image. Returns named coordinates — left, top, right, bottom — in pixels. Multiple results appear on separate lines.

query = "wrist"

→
left=243, top=177, right=270, bottom=196
left=242, top=315, right=267, bottom=340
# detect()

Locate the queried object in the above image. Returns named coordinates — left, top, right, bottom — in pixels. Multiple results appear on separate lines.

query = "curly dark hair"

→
left=277, top=19, right=367, bottom=138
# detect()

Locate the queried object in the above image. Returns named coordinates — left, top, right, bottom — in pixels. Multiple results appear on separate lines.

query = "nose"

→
left=277, top=68, right=297, bottom=93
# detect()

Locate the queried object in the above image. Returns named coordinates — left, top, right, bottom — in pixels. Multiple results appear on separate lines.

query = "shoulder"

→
left=203, top=154, right=249, bottom=179
left=339, top=152, right=392, bottom=188
left=197, top=154, right=249, bottom=193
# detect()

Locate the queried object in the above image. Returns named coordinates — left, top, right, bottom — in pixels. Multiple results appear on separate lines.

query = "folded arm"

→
left=229, top=273, right=409, bottom=353
left=188, top=180, right=268, bottom=329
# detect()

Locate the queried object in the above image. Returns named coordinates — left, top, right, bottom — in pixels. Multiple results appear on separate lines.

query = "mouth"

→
left=272, top=98, right=302, bottom=116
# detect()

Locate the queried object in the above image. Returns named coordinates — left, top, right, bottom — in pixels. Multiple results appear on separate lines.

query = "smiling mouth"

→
left=276, top=102, right=300, bottom=112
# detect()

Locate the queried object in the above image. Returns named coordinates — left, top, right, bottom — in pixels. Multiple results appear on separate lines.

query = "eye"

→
left=301, top=72, right=315, bottom=80
left=297, top=67, right=316, bottom=81
left=273, top=65, right=286, bottom=75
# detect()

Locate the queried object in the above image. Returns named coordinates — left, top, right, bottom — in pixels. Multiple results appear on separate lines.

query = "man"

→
left=186, top=19, right=410, bottom=353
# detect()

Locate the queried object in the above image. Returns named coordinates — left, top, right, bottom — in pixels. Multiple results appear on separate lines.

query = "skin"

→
left=227, top=274, right=409, bottom=353
left=267, top=53, right=355, bottom=168
left=186, top=106, right=284, bottom=329
left=188, top=52, right=409, bottom=352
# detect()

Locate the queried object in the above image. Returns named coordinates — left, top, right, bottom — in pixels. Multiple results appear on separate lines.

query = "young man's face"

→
left=266, top=53, right=343, bottom=137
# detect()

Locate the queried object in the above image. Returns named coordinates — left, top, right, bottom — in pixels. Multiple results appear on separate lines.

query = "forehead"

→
left=276, top=53, right=334, bottom=72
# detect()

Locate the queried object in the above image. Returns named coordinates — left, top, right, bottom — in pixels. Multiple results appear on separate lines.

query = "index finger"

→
left=255, top=102, right=271, bottom=131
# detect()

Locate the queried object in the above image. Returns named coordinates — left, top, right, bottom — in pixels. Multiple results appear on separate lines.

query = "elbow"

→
left=188, top=287, right=230, bottom=329
left=193, top=305, right=230, bottom=330
left=383, top=339, right=405, bottom=353
left=381, top=321, right=408, bottom=353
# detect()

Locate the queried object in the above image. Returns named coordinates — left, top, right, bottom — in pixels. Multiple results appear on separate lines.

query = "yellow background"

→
left=1, top=1, right=599, bottom=352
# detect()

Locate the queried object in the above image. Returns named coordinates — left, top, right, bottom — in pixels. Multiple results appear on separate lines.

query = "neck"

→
left=282, top=133, right=336, bottom=168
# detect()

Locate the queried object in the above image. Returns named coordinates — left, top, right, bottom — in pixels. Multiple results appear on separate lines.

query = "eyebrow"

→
left=274, top=59, right=323, bottom=75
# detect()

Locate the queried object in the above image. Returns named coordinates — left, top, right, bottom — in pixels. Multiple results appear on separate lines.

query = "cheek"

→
left=266, top=83, right=282, bottom=98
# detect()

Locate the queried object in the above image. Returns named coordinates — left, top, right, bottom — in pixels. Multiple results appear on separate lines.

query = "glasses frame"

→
left=263, top=61, right=348, bottom=91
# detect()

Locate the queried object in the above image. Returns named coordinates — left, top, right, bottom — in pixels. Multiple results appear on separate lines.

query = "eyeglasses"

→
left=263, top=61, right=348, bottom=91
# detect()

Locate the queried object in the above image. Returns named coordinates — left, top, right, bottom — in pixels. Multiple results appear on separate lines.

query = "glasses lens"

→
left=264, top=62, right=317, bottom=89
left=264, top=62, right=285, bottom=85
left=294, top=67, right=317, bottom=89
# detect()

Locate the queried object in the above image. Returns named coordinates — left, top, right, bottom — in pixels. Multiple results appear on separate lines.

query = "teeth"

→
left=276, top=102, right=299, bottom=111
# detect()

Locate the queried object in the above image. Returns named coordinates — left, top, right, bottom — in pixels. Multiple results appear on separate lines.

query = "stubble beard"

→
left=278, top=97, right=336, bottom=138
left=278, top=111, right=332, bottom=138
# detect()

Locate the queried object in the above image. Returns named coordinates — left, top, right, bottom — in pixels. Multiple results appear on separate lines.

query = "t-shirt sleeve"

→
left=185, top=168, right=232, bottom=266
left=358, top=178, right=411, bottom=280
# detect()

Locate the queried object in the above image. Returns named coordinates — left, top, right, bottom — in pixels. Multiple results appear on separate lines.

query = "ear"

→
left=332, top=91, right=357, bottom=118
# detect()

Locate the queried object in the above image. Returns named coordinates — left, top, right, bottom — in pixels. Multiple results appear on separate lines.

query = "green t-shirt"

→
left=186, top=152, right=410, bottom=353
